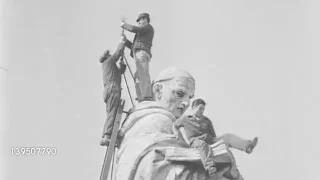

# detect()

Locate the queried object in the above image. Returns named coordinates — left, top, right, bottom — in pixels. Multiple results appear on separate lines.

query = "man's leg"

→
left=133, top=71, right=142, bottom=102
left=134, top=50, right=152, bottom=100
left=219, top=133, right=258, bottom=153
left=101, top=84, right=121, bottom=146
left=190, top=139, right=216, bottom=176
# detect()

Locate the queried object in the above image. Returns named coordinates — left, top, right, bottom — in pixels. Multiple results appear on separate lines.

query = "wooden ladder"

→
left=100, top=100, right=125, bottom=180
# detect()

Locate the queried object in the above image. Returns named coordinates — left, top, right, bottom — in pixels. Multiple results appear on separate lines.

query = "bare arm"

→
left=210, top=122, right=220, bottom=142
left=208, top=120, right=217, bottom=138
left=109, top=41, right=125, bottom=63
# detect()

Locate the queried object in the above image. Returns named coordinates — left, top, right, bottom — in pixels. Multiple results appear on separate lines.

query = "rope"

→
left=122, top=71, right=135, bottom=107
left=121, top=28, right=135, bottom=80
left=123, top=56, right=134, bottom=80
left=120, top=28, right=135, bottom=107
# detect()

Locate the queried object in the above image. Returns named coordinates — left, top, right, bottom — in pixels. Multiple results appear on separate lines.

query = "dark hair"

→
left=192, top=99, right=206, bottom=108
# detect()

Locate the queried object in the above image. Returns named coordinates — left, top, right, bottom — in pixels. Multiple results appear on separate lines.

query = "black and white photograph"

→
left=1, top=0, right=319, bottom=179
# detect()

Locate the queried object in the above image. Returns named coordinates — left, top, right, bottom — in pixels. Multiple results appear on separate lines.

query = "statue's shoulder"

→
left=129, top=101, right=175, bottom=120
left=120, top=101, right=176, bottom=135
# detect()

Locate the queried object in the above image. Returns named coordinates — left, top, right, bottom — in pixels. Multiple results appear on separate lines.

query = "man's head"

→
left=152, top=67, right=195, bottom=118
left=136, top=13, right=150, bottom=26
left=191, top=99, right=206, bottom=118
left=100, top=50, right=111, bottom=63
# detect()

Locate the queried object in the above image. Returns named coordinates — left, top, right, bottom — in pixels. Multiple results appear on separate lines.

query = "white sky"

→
left=1, top=0, right=320, bottom=179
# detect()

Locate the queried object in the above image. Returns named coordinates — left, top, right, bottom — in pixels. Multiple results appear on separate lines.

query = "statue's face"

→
left=159, top=77, right=195, bottom=118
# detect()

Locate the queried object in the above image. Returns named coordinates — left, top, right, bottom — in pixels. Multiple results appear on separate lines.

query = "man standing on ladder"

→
left=121, top=13, right=154, bottom=102
left=99, top=35, right=127, bottom=146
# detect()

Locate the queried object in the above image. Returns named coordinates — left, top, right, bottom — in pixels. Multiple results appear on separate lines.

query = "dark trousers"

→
left=190, top=139, right=216, bottom=173
left=102, top=82, right=121, bottom=137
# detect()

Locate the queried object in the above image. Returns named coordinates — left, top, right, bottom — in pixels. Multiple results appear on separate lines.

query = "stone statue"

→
left=114, top=67, right=241, bottom=180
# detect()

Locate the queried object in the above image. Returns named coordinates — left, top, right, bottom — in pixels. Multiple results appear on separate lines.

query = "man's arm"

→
left=207, top=118, right=219, bottom=142
left=107, top=40, right=126, bottom=64
left=125, top=39, right=133, bottom=49
left=119, top=61, right=126, bottom=74
left=121, top=23, right=153, bottom=34
left=208, top=120, right=217, bottom=138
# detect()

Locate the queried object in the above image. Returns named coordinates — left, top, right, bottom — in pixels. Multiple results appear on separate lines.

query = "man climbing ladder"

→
left=99, top=35, right=127, bottom=146
left=100, top=100, right=125, bottom=180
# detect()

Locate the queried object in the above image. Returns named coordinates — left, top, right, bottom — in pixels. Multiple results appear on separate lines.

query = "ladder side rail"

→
left=100, top=100, right=125, bottom=180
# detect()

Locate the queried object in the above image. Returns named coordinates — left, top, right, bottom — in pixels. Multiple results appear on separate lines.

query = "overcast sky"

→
left=1, top=0, right=320, bottom=179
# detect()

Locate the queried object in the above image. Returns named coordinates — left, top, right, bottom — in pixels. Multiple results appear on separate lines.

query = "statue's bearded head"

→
left=152, top=68, right=195, bottom=118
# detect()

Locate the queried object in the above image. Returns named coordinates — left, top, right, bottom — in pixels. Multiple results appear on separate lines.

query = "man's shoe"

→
left=100, top=135, right=111, bottom=146
left=246, top=137, right=258, bottom=154
left=100, top=134, right=121, bottom=147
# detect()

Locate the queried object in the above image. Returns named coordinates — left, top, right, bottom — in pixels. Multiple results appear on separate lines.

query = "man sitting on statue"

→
left=99, top=35, right=127, bottom=146
left=174, top=98, right=258, bottom=178
left=115, top=67, right=239, bottom=180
